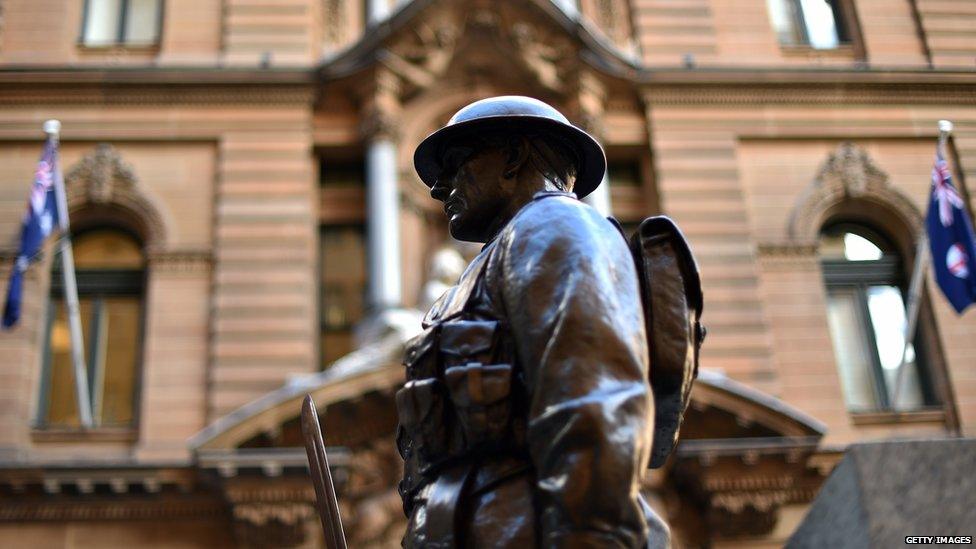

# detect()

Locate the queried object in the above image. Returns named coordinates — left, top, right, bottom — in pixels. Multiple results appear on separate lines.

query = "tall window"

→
left=81, top=0, right=162, bottom=46
left=39, top=229, right=145, bottom=429
left=766, top=0, right=850, bottom=49
left=320, top=160, right=367, bottom=367
left=820, top=224, right=938, bottom=412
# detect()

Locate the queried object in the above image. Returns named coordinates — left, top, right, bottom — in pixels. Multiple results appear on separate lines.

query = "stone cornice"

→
left=147, top=251, right=213, bottom=274
left=0, top=85, right=313, bottom=106
left=0, top=66, right=313, bottom=85
left=639, top=68, right=976, bottom=105
left=0, top=68, right=314, bottom=105
left=0, top=498, right=227, bottom=521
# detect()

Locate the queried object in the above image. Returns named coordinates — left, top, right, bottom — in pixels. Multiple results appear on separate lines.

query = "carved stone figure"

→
left=398, top=96, right=669, bottom=547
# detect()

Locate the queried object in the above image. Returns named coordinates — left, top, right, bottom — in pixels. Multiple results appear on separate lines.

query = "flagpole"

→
left=890, top=120, right=952, bottom=408
left=45, top=120, right=94, bottom=429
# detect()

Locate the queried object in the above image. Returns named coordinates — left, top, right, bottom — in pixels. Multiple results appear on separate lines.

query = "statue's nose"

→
left=430, top=179, right=450, bottom=201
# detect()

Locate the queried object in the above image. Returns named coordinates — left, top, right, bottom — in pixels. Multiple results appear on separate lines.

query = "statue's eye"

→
left=441, top=147, right=475, bottom=174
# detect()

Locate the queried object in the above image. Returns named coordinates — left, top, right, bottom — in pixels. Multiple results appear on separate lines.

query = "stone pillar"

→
left=361, top=71, right=402, bottom=312
left=584, top=172, right=612, bottom=217
left=365, top=138, right=401, bottom=310
left=553, top=0, right=579, bottom=18
left=575, top=70, right=611, bottom=216
left=367, top=0, right=390, bottom=26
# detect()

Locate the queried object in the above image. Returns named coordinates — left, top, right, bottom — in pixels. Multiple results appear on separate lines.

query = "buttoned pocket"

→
left=439, top=320, right=499, bottom=369
left=403, top=329, right=438, bottom=379
left=396, top=378, right=446, bottom=461
left=444, top=363, right=512, bottom=446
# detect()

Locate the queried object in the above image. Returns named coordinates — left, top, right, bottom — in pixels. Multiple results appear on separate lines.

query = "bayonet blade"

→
left=301, top=394, right=348, bottom=549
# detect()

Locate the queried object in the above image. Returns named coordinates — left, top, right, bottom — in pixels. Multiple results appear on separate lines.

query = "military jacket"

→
left=396, top=192, right=656, bottom=548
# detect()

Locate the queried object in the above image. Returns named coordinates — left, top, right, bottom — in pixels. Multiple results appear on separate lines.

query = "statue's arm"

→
left=496, top=198, right=652, bottom=548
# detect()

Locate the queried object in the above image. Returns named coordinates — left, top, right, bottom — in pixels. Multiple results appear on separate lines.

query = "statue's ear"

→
left=503, top=136, right=530, bottom=179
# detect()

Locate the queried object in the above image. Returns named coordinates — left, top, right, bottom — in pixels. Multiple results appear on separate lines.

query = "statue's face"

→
left=430, top=140, right=511, bottom=242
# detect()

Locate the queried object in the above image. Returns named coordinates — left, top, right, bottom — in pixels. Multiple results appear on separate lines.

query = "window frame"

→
left=35, top=227, right=147, bottom=432
left=79, top=0, right=165, bottom=48
left=767, top=0, right=865, bottom=58
left=820, top=222, right=940, bottom=413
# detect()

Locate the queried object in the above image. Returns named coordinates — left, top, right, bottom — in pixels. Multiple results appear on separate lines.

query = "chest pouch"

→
left=396, top=378, right=447, bottom=462
left=444, top=363, right=513, bottom=446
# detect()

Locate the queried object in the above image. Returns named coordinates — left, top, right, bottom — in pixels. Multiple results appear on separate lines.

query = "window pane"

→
left=97, top=297, right=141, bottom=426
left=843, top=233, right=883, bottom=261
left=826, top=290, right=880, bottom=411
left=44, top=300, right=93, bottom=427
left=124, top=0, right=161, bottom=45
left=608, top=161, right=641, bottom=187
left=73, top=230, right=143, bottom=269
left=866, top=286, right=924, bottom=410
left=83, top=0, right=123, bottom=45
left=321, top=226, right=366, bottom=367
left=820, top=227, right=891, bottom=262
left=43, top=297, right=140, bottom=427
left=799, top=0, right=840, bottom=49
left=321, top=227, right=366, bottom=327
left=766, top=0, right=804, bottom=44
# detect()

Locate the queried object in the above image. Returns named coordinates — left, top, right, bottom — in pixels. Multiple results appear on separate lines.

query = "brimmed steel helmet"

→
left=414, top=96, right=606, bottom=199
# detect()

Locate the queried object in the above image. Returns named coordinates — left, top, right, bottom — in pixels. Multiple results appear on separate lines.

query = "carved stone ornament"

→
left=64, top=144, right=169, bottom=251
left=788, top=142, right=924, bottom=243
left=66, top=143, right=137, bottom=204
left=816, top=141, right=887, bottom=198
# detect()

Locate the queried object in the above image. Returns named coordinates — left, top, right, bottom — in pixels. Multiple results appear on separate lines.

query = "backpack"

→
left=611, top=216, right=706, bottom=469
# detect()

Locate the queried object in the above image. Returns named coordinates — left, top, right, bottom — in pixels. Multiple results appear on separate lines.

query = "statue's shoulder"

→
left=504, top=192, right=616, bottom=242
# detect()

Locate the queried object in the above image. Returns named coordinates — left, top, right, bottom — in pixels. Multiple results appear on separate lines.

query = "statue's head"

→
left=414, top=96, right=606, bottom=242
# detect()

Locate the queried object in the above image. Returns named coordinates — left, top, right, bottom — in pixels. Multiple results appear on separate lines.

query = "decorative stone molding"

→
left=757, top=242, right=821, bottom=270
left=232, top=502, right=314, bottom=548
left=65, top=144, right=169, bottom=252
left=642, top=83, right=976, bottom=106
left=0, top=499, right=226, bottom=521
left=147, top=251, right=213, bottom=274
left=66, top=143, right=138, bottom=205
left=788, top=142, right=924, bottom=244
left=0, top=85, right=314, bottom=106
left=359, top=69, right=402, bottom=142
left=814, top=141, right=887, bottom=198
left=359, top=106, right=402, bottom=142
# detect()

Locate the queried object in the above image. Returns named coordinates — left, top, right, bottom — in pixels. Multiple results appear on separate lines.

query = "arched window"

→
left=820, top=223, right=939, bottom=412
left=38, top=228, right=145, bottom=429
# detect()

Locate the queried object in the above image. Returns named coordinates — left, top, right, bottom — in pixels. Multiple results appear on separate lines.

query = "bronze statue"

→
left=397, top=96, right=678, bottom=548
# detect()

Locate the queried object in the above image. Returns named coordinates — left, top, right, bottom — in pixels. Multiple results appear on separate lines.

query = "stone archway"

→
left=65, top=143, right=170, bottom=252
left=788, top=142, right=925, bottom=257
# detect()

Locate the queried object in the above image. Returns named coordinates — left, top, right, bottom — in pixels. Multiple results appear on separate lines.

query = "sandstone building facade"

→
left=0, top=0, right=974, bottom=546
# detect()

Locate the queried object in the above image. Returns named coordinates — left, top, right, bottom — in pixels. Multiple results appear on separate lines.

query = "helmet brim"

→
left=413, top=115, right=607, bottom=199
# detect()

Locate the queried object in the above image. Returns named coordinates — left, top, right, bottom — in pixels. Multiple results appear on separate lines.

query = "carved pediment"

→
left=65, top=144, right=138, bottom=205
left=814, top=141, right=888, bottom=198
left=63, top=144, right=169, bottom=251
left=380, top=1, right=577, bottom=97
left=788, top=142, right=924, bottom=243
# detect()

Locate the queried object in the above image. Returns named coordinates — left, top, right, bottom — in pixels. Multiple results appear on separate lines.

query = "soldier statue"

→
left=393, top=96, right=680, bottom=548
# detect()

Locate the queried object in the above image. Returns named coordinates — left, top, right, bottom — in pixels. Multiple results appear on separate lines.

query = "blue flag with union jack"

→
left=927, top=148, right=976, bottom=314
left=2, top=136, right=61, bottom=328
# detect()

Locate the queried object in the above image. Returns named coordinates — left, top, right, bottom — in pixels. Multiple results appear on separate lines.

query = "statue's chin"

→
left=448, top=220, right=484, bottom=244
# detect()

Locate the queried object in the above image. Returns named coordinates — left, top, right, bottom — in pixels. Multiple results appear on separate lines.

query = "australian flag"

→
left=2, top=136, right=61, bottom=328
left=927, top=148, right=976, bottom=314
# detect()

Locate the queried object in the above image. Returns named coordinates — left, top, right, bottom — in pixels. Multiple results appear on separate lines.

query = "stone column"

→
left=361, top=72, right=402, bottom=312
left=584, top=172, right=612, bottom=217
left=365, top=138, right=401, bottom=310
left=576, top=70, right=611, bottom=216
left=367, top=0, right=390, bottom=26
left=553, top=0, right=579, bottom=18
